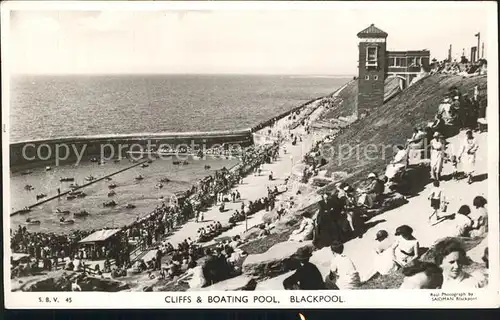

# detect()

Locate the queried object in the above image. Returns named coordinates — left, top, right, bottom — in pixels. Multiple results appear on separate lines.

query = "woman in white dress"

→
left=176, top=265, right=206, bottom=289
left=434, top=238, right=486, bottom=289
left=458, top=130, right=479, bottom=184
left=289, top=215, right=315, bottom=242
left=393, top=225, right=420, bottom=268
left=430, top=132, right=446, bottom=181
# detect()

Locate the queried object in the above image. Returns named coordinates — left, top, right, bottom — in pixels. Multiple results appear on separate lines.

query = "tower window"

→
left=365, top=75, right=370, bottom=80
left=374, top=75, right=379, bottom=80
left=366, top=46, right=378, bottom=67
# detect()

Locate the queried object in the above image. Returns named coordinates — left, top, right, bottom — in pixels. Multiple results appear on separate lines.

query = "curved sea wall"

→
left=9, top=130, right=253, bottom=168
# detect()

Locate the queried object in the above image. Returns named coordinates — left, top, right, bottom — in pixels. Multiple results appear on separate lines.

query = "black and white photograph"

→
left=2, top=1, right=498, bottom=309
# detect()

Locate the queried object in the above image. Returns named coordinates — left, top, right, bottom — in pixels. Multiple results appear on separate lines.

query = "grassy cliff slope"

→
left=321, top=74, right=487, bottom=184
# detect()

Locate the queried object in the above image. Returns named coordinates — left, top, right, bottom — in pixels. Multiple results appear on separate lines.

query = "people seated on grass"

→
left=258, top=224, right=270, bottom=238
left=176, top=261, right=206, bottom=289
left=469, top=196, right=488, bottom=238
left=326, top=241, right=361, bottom=290
left=385, top=145, right=408, bottom=182
left=433, top=238, right=486, bottom=289
left=399, top=260, right=443, bottom=289
left=363, top=230, right=397, bottom=281
left=289, top=212, right=314, bottom=242
left=283, top=246, right=325, bottom=290
left=357, top=172, right=385, bottom=209
left=393, top=225, right=420, bottom=268
left=407, top=127, right=427, bottom=150
left=437, top=205, right=473, bottom=237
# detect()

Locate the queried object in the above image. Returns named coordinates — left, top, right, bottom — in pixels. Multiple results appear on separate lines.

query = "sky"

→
left=5, top=2, right=495, bottom=75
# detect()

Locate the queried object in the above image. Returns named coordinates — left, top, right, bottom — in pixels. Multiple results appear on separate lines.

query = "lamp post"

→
left=475, top=32, right=481, bottom=62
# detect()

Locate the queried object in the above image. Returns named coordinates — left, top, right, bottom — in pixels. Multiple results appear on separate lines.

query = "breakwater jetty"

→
left=10, top=159, right=150, bottom=216
left=9, top=129, right=253, bottom=169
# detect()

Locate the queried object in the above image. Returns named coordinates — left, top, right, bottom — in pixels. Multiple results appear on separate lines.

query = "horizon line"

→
left=10, top=72, right=356, bottom=77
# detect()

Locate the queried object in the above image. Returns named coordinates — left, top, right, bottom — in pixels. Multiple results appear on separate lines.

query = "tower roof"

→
left=357, top=24, right=388, bottom=38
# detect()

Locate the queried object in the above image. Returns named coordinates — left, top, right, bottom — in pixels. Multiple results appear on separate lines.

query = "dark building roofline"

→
left=388, top=50, right=430, bottom=54
left=357, top=24, right=388, bottom=38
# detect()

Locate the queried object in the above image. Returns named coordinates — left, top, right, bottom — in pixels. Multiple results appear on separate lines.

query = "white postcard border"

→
left=2, top=0, right=499, bottom=309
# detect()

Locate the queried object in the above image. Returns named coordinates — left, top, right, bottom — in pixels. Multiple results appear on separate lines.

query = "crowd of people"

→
left=430, top=59, right=487, bottom=77
left=281, top=82, right=489, bottom=290
left=10, top=135, right=284, bottom=280
left=283, top=190, right=488, bottom=291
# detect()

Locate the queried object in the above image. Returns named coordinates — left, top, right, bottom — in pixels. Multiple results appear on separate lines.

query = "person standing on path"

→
left=430, top=132, right=446, bottom=181
left=458, top=130, right=479, bottom=184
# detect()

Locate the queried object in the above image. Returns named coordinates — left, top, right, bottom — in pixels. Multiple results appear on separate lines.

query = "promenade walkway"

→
left=165, top=101, right=327, bottom=247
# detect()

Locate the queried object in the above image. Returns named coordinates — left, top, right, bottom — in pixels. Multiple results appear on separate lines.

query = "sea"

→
left=10, top=74, right=350, bottom=142
left=9, top=74, right=349, bottom=233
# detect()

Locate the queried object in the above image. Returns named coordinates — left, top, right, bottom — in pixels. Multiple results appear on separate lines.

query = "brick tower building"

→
left=357, top=24, right=388, bottom=117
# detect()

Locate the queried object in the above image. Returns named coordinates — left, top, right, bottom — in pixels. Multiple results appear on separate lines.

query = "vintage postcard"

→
left=2, top=1, right=499, bottom=309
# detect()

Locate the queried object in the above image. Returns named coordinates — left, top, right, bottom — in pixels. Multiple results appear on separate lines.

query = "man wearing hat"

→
left=430, top=131, right=445, bottom=181
left=283, top=246, right=325, bottom=290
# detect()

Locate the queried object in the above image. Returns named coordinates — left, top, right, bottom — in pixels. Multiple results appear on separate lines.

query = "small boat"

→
left=36, top=193, right=47, bottom=200
left=99, top=161, right=106, bottom=165
left=156, top=183, right=163, bottom=189
left=74, top=210, right=90, bottom=218
left=141, top=163, right=149, bottom=168
left=60, top=177, right=75, bottom=182
left=67, top=195, right=76, bottom=200
left=182, top=161, right=189, bottom=165
left=85, top=176, right=96, bottom=182
left=113, top=159, right=121, bottom=163
left=159, top=178, right=171, bottom=183
left=105, top=177, right=113, bottom=181
left=147, top=159, right=153, bottom=164
left=45, top=166, right=52, bottom=171
left=172, top=161, right=180, bottom=165
left=125, top=203, right=136, bottom=209
left=55, top=209, right=70, bottom=215
left=108, top=183, right=117, bottom=189
left=21, top=170, right=33, bottom=176
left=135, top=175, right=144, bottom=181
left=26, top=218, right=41, bottom=225
left=69, top=183, right=80, bottom=189
left=76, top=192, right=87, bottom=198
left=59, top=219, right=75, bottom=225
left=18, top=207, right=31, bottom=214
left=108, top=191, right=116, bottom=197
left=103, top=200, right=117, bottom=207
